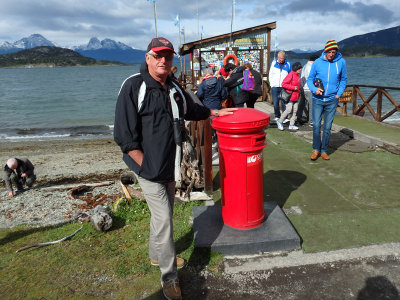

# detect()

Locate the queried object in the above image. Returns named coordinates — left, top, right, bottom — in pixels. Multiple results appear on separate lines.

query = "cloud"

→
left=254, top=0, right=395, bottom=25
left=0, top=0, right=398, bottom=51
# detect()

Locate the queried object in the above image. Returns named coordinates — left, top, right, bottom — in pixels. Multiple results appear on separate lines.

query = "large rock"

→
left=90, top=205, right=112, bottom=231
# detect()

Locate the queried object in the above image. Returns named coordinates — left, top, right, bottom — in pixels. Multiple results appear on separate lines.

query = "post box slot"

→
left=251, top=136, right=265, bottom=146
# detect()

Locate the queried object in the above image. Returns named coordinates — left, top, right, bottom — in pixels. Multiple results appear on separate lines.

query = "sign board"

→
left=339, top=88, right=353, bottom=103
left=234, top=38, right=264, bottom=47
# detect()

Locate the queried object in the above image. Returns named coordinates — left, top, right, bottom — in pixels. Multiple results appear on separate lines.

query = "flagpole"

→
left=178, top=14, right=182, bottom=78
left=182, top=27, right=186, bottom=74
left=197, top=0, right=200, bottom=39
left=230, top=0, right=234, bottom=46
left=153, top=2, right=158, bottom=37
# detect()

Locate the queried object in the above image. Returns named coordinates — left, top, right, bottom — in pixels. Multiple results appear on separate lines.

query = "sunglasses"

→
left=149, top=52, right=174, bottom=61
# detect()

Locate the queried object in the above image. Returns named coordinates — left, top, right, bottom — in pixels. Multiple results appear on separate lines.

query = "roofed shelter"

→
left=179, top=21, right=276, bottom=88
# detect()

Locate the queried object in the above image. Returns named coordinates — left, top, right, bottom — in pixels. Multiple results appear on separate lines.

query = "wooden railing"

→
left=340, top=85, right=400, bottom=122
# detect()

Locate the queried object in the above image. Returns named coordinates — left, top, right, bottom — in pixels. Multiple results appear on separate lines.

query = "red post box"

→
left=212, top=108, right=270, bottom=229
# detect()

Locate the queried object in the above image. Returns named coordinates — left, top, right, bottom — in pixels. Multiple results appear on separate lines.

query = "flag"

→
left=147, top=0, right=156, bottom=3
left=274, top=31, right=279, bottom=48
left=174, top=14, right=179, bottom=27
left=181, top=26, right=185, bottom=35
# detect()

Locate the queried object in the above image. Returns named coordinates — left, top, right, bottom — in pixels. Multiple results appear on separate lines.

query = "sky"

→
left=1, top=0, right=399, bottom=52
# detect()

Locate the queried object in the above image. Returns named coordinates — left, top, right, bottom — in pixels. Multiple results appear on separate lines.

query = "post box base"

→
left=193, top=202, right=301, bottom=255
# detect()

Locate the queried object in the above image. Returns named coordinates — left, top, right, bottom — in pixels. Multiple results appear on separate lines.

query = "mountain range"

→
left=1, top=25, right=400, bottom=63
left=0, top=34, right=146, bottom=64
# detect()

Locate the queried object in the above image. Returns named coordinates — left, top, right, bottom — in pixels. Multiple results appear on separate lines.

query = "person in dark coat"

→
left=3, top=157, right=36, bottom=197
left=223, top=65, right=249, bottom=107
left=243, top=62, right=263, bottom=108
left=197, top=68, right=228, bottom=109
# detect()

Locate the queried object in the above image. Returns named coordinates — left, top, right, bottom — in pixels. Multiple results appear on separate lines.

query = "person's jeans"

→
left=272, top=87, right=286, bottom=118
left=312, top=98, right=338, bottom=153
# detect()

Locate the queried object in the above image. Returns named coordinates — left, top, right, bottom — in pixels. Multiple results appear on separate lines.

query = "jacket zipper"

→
left=325, top=62, right=330, bottom=96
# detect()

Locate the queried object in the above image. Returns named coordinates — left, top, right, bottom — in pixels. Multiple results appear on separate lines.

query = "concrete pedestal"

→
left=192, top=202, right=301, bottom=255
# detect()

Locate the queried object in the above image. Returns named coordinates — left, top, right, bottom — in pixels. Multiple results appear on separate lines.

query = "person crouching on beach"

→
left=114, top=37, right=237, bottom=300
left=3, top=157, right=36, bottom=197
left=276, top=62, right=303, bottom=131
left=307, top=40, right=347, bottom=161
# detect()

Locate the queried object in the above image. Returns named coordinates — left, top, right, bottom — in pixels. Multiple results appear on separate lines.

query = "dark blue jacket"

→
left=197, top=77, right=228, bottom=109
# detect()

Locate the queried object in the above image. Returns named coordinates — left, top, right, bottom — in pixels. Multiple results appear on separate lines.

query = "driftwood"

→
left=42, top=181, right=113, bottom=193
left=120, top=182, right=145, bottom=201
left=180, top=137, right=203, bottom=199
left=16, top=226, right=83, bottom=253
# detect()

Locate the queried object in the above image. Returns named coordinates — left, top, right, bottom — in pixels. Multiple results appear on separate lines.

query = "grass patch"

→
left=0, top=199, right=222, bottom=299
left=264, top=127, right=400, bottom=252
left=289, top=208, right=400, bottom=253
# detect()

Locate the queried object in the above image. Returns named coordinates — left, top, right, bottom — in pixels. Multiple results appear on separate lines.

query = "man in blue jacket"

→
left=307, top=40, right=347, bottom=161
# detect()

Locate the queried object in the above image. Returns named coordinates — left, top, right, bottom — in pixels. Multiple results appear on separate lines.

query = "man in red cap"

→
left=114, top=37, right=236, bottom=300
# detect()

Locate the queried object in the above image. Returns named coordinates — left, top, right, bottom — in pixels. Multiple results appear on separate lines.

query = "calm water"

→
left=0, top=57, right=399, bottom=142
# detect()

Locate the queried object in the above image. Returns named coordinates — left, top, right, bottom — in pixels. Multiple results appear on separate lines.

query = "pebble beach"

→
left=0, top=137, right=129, bottom=229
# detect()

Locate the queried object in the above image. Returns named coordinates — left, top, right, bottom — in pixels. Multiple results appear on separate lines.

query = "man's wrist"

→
left=210, top=109, right=219, bottom=117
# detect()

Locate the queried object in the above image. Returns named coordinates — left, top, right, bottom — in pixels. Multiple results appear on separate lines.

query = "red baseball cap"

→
left=147, top=37, right=176, bottom=53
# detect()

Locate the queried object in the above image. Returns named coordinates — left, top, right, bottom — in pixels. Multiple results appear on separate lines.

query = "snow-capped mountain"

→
left=15, top=34, right=55, bottom=49
left=75, top=37, right=146, bottom=64
left=0, top=34, right=56, bottom=54
left=290, top=47, right=318, bottom=54
left=74, top=37, right=132, bottom=51
left=0, top=34, right=146, bottom=63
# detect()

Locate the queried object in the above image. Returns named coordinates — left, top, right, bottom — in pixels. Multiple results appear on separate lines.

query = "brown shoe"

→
left=151, top=257, right=185, bottom=269
left=310, top=150, right=320, bottom=161
left=162, top=279, right=182, bottom=300
left=321, top=152, right=330, bottom=160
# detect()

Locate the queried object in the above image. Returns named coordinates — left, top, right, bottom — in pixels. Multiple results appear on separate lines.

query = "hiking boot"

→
left=310, top=150, right=320, bottom=161
left=277, top=121, right=284, bottom=131
left=283, top=118, right=290, bottom=124
left=321, top=152, right=330, bottom=160
left=289, top=125, right=299, bottom=130
left=151, top=257, right=185, bottom=269
left=162, top=279, right=182, bottom=300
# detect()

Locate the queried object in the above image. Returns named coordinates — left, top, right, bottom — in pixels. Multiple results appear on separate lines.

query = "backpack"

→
left=241, top=69, right=255, bottom=91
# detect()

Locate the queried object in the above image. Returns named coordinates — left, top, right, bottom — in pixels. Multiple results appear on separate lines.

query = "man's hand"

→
left=128, top=149, right=144, bottom=166
left=315, top=88, right=324, bottom=96
left=9, top=190, right=14, bottom=197
left=211, top=108, right=238, bottom=117
left=21, top=173, right=27, bottom=178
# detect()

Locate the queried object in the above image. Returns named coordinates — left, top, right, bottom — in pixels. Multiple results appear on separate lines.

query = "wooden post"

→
left=352, top=86, right=357, bottom=115
left=267, top=30, right=271, bottom=74
left=203, top=119, right=213, bottom=194
left=377, top=88, right=383, bottom=121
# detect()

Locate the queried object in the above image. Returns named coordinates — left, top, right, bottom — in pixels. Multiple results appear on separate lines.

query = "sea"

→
left=1, top=57, right=399, bottom=142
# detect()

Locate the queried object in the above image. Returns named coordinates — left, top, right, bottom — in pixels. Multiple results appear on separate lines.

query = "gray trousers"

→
left=136, top=175, right=177, bottom=282
left=279, top=101, right=299, bottom=126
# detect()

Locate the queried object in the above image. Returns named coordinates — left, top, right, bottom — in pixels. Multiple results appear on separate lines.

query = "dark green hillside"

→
left=0, top=46, right=125, bottom=67
left=340, top=45, right=400, bottom=57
